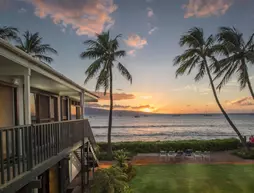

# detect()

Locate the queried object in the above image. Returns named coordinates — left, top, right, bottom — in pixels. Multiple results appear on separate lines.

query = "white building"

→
left=0, top=39, right=99, bottom=193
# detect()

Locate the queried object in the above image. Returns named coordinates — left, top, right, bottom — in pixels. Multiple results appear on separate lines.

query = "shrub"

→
left=114, top=149, right=128, bottom=168
left=98, top=151, right=134, bottom=161
left=123, top=162, right=137, bottom=181
left=98, top=138, right=240, bottom=154
left=91, top=166, right=131, bottom=193
left=232, top=150, right=254, bottom=159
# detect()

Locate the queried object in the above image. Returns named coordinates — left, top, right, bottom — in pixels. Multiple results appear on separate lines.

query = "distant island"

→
left=85, top=107, right=254, bottom=117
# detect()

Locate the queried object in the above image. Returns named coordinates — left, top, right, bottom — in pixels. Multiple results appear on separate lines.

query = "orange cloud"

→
left=124, top=34, right=148, bottom=49
left=128, top=49, right=136, bottom=56
left=24, top=0, right=117, bottom=36
left=183, top=0, right=233, bottom=18
left=93, top=92, right=135, bottom=101
left=229, top=97, right=254, bottom=106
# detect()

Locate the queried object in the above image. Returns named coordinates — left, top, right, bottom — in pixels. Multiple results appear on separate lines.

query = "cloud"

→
left=140, top=95, right=152, bottom=99
left=124, top=34, right=147, bottom=49
left=148, top=26, right=158, bottom=35
left=132, top=105, right=155, bottom=110
left=87, top=103, right=155, bottom=111
left=18, top=8, right=27, bottom=13
left=229, top=97, right=254, bottom=106
left=147, top=7, right=154, bottom=17
left=183, top=0, right=233, bottom=18
left=93, top=92, right=135, bottom=101
left=127, top=49, right=136, bottom=56
left=23, top=0, right=117, bottom=36
left=88, top=103, right=130, bottom=109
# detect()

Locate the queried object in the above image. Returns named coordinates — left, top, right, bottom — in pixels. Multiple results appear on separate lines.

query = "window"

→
left=71, top=105, right=76, bottom=120
left=0, top=84, right=15, bottom=127
left=39, top=95, right=50, bottom=120
left=61, top=98, right=68, bottom=120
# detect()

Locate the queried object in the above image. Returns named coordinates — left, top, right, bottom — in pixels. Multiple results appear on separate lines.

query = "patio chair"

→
left=202, top=151, right=211, bottom=161
left=194, top=151, right=203, bottom=160
left=184, top=149, right=195, bottom=160
left=175, top=151, right=184, bottom=160
left=159, top=150, right=167, bottom=161
left=167, top=151, right=177, bottom=161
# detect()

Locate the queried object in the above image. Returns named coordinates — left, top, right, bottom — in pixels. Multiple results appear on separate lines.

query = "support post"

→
left=80, top=91, right=85, bottom=119
left=24, top=68, right=31, bottom=125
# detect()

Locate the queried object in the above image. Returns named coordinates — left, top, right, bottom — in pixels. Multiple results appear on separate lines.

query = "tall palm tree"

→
left=174, top=27, right=248, bottom=149
left=80, top=31, right=132, bottom=157
left=0, top=26, right=19, bottom=41
left=16, top=31, right=57, bottom=64
left=215, top=27, right=254, bottom=99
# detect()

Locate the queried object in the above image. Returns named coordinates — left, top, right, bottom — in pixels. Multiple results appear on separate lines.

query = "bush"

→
left=98, top=151, right=135, bottom=161
left=91, top=166, right=131, bottom=193
left=123, top=162, right=136, bottom=181
left=232, top=150, right=254, bottom=159
left=98, top=138, right=240, bottom=154
left=115, top=149, right=128, bottom=168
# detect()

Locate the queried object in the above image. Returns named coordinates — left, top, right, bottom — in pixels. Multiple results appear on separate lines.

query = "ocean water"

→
left=88, top=114, right=254, bottom=142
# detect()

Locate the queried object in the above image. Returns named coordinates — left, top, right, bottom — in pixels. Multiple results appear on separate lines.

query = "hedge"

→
left=98, top=138, right=240, bottom=154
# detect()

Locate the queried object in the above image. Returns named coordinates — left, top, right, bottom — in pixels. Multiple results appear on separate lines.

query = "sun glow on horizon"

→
left=142, top=107, right=153, bottom=113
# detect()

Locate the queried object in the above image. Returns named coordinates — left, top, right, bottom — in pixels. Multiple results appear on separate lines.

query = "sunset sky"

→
left=1, top=0, right=254, bottom=114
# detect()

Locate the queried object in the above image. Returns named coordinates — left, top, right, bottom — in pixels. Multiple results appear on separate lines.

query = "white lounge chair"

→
left=159, top=151, right=167, bottom=161
left=194, top=151, right=203, bottom=160
left=202, top=151, right=211, bottom=161
left=167, top=151, right=177, bottom=161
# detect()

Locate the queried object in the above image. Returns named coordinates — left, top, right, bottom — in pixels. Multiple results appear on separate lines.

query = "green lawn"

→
left=130, top=164, right=254, bottom=193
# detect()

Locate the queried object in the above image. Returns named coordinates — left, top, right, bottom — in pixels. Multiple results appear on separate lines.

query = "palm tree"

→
left=91, top=167, right=130, bottom=193
left=80, top=31, right=132, bottom=157
left=16, top=31, right=57, bottom=64
left=215, top=27, right=254, bottom=99
left=0, top=26, right=19, bottom=41
left=174, top=27, right=248, bottom=149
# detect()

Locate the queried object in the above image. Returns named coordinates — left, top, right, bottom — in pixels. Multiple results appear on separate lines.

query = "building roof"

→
left=0, top=38, right=98, bottom=100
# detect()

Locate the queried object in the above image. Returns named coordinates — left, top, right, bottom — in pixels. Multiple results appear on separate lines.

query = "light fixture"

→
left=12, top=78, right=20, bottom=86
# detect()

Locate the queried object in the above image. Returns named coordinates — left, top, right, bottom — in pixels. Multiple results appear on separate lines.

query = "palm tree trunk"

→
left=107, top=67, right=113, bottom=158
left=204, top=60, right=249, bottom=150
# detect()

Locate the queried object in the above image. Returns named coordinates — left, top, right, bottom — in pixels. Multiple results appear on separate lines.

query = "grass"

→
left=130, top=164, right=254, bottom=193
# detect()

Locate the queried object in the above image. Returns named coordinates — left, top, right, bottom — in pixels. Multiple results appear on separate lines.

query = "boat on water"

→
left=134, top=115, right=140, bottom=118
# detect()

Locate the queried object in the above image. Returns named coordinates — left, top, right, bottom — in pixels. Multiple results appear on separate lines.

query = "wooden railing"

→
left=0, top=119, right=89, bottom=185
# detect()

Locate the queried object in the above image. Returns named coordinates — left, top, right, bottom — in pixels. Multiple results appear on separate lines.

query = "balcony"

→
left=0, top=119, right=97, bottom=192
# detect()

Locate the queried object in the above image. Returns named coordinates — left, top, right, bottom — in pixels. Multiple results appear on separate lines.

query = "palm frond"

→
left=216, top=61, right=238, bottom=90
left=117, top=62, right=132, bottom=83
left=84, top=59, right=103, bottom=84
left=238, top=63, right=249, bottom=90
left=114, top=50, right=126, bottom=58
left=16, top=31, right=57, bottom=63
left=80, top=49, right=105, bottom=59
left=0, top=26, right=19, bottom=41
left=180, top=27, right=204, bottom=48
left=33, top=54, right=53, bottom=63
left=194, top=61, right=206, bottom=81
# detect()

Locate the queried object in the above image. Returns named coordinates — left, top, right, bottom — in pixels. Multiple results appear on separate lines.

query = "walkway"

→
left=99, top=151, right=254, bottom=168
